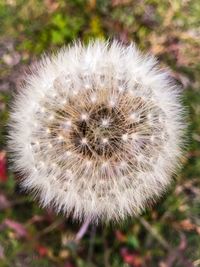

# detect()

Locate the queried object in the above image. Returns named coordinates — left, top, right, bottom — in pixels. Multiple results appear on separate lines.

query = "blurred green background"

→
left=0, top=0, right=200, bottom=266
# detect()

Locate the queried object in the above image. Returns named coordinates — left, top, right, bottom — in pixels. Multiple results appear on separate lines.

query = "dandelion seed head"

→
left=8, top=40, right=186, bottom=224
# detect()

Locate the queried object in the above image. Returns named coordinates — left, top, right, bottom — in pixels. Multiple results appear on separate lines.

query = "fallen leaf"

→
left=179, top=219, right=195, bottom=231
left=174, top=219, right=200, bottom=234
left=115, top=230, right=127, bottom=242
left=120, top=247, right=142, bottom=267
left=36, top=245, right=48, bottom=257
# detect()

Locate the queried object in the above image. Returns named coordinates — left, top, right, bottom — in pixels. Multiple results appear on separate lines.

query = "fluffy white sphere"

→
left=9, top=41, right=186, bottom=223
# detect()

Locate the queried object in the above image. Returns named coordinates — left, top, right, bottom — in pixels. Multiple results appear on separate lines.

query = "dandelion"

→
left=9, top=41, right=186, bottom=224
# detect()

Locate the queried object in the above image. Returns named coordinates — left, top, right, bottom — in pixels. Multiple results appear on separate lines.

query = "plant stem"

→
left=75, top=216, right=91, bottom=241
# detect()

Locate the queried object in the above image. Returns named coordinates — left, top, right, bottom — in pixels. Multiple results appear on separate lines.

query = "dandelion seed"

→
left=150, top=135, right=156, bottom=143
left=119, top=160, right=127, bottom=168
left=40, top=107, right=45, bottom=114
left=80, top=113, right=88, bottom=121
left=102, top=137, right=109, bottom=144
left=72, top=90, right=79, bottom=96
left=122, top=133, right=128, bottom=141
left=118, top=86, right=123, bottom=92
left=66, top=169, right=73, bottom=176
left=81, top=138, right=87, bottom=145
left=58, top=135, right=64, bottom=141
left=49, top=114, right=54, bottom=121
left=109, top=98, right=116, bottom=107
left=85, top=160, right=92, bottom=166
left=48, top=143, right=53, bottom=148
left=129, top=112, right=138, bottom=121
left=61, top=99, right=67, bottom=105
left=51, top=163, right=57, bottom=168
left=84, top=84, right=91, bottom=90
left=101, top=161, right=109, bottom=169
left=8, top=40, right=186, bottom=224
left=65, top=151, right=72, bottom=157
left=64, top=120, right=72, bottom=128
left=101, top=118, right=110, bottom=127
left=90, top=94, right=97, bottom=103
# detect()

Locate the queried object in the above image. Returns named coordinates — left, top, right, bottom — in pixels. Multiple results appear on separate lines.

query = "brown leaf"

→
left=174, top=219, right=200, bottom=234
left=179, top=219, right=196, bottom=231
left=115, top=230, right=127, bottom=242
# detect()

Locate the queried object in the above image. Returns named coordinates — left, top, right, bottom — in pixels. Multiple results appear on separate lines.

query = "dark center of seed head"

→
left=71, top=105, right=127, bottom=159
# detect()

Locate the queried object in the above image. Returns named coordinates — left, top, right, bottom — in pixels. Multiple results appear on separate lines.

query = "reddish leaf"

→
left=0, top=151, right=7, bottom=182
left=4, top=219, right=28, bottom=238
left=120, top=247, right=142, bottom=267
left=36, top=245, right=48, bottom=257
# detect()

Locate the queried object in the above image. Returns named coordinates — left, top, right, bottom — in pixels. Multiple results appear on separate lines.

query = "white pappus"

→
left=8, top=40, right=186, bottom=224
